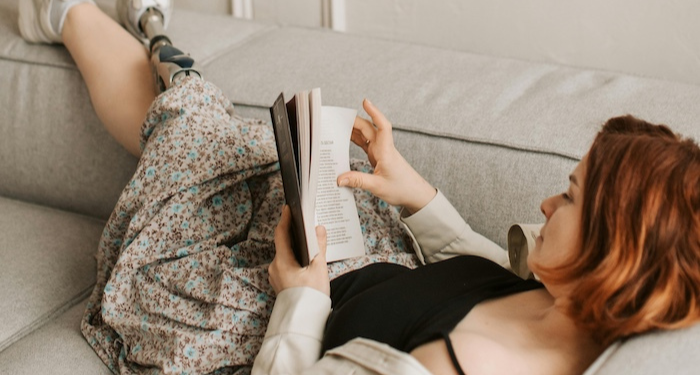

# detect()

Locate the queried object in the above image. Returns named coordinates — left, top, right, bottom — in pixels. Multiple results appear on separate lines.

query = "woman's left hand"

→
left=337, top=99, right=436, bottom=214
left=268, top=206, right=331, bottom=296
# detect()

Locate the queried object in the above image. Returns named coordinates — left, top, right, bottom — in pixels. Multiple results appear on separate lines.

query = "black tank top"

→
left=323, top=256, right=543, bottom=373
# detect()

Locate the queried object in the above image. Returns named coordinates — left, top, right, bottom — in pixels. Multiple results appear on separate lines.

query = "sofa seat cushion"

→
left=0, top=298, right=111, bottom=374
left=0, top=197, right=104, bottom=352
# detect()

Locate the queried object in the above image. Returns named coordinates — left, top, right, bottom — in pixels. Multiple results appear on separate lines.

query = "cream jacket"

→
left=252, top=191, right=509, bottom=375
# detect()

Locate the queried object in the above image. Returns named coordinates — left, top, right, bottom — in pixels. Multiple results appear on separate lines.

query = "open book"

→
left=270, top=89, right=365, bottom=266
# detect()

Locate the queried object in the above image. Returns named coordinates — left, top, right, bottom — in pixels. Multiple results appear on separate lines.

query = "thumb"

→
left=337, top=171, right=380, bottom=193
left=311, top=225, right=328, bottom=266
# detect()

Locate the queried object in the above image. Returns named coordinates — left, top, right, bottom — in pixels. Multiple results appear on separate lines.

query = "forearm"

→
left=252, top=287, right=331, bottom=375
left=400, top=190, right=509, bottom=268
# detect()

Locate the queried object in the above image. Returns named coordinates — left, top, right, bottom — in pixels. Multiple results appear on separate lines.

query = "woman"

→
left=259, top=111, right=700, bottom=374
left=19, top=1, right=700, bottom=374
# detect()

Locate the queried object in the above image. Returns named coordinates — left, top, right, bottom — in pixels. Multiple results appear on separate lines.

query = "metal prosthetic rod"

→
left=139, top=8, right=202, bottom=93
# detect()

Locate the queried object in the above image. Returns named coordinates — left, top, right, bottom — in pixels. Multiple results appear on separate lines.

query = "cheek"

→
left=529, top=220, right=581, bottom=270
left=528, top=236, right=554, bottom=270
left=526, top=238, right=541, bottom=272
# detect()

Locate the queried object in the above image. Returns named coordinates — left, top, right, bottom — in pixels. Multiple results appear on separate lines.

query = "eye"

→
left=562, top=192, right=573, bottom=202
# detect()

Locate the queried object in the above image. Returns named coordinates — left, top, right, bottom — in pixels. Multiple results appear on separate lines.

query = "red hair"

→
left=535, top=115, right=700, bottom=346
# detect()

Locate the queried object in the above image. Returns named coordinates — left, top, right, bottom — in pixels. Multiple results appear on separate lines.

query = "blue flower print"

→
left=184, top=346, right=197, bottom=359
left=212, top=196, right=223, bottom=207
left=146, top=167, right=156, bottom=178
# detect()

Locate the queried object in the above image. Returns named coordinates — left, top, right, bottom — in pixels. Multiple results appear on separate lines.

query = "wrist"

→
left=403, top=181, right=437, bottom=215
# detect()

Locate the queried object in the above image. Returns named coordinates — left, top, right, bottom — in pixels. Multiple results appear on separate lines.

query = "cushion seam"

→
left=231, top=101, right=583, bottom=161
left=0, top=195, right=108, bottom=225
left=0, top=284, right=95, bottom=353
left=199, top=24, right=278, bottom=67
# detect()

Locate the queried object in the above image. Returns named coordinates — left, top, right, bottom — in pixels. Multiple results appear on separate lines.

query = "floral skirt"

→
left=80, top=77, right=419, bottom=375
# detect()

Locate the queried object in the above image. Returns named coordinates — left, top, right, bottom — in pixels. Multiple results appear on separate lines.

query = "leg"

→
left=19, top=0, right=201, bottom=157
left=62, top=4, right=153, bottom=157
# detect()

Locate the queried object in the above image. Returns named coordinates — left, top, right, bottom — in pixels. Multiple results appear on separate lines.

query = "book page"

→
left=308, top=89, right=322, bottom=219
left=313, top=106, right=365, bottom=262
left=295, top=91, right=311, bottom=210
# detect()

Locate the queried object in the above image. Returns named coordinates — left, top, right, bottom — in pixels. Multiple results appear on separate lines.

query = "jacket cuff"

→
left=400, top=190, right=467, bottom=263
left=264, top=287, right=332, bottom=340
left=252, top=288, right=332, bottom=374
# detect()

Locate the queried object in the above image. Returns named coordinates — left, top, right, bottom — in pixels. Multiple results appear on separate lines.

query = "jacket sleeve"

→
left=252, top=287, right=332, bottom=375
left=400, top=190, right=510, bottom=268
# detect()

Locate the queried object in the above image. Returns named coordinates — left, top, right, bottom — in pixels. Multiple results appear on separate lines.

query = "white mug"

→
left=507, top=223, right=543, bottom=280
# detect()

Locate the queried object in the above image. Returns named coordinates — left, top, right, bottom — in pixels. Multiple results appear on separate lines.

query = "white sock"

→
left=49, top=0, right=95, bottom=36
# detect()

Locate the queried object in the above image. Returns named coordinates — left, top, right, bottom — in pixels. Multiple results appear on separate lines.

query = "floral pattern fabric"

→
left=80, top=77, right=419, bottom=375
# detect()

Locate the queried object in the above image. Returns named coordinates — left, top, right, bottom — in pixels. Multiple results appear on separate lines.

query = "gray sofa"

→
left=1, top=0, right=699, bottom=373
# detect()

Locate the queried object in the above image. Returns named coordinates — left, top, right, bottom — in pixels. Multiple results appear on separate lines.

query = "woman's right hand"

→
left=269, top=206, right=330, bottom=296
left=337, top=99, right=436, bottom=214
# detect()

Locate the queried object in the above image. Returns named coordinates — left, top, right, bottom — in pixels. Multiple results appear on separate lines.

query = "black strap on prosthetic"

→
left=141, top=9, right=202, bottom=93
left=149, top=35, right=172, bottom=54
left=157, top=45, right=196, bottom=69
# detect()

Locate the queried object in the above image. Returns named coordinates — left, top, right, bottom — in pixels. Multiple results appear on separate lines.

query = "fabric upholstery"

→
left=585, top=324, right=700, bottom=375
left=0, top=298, right=112, bottom=375
left=0, top=197, right=103, bottom=352
left=0, top=0, right=699, bottom=372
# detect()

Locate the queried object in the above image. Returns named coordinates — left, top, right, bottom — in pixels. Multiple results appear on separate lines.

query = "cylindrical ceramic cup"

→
left=507, top=223, right=543, bottom=280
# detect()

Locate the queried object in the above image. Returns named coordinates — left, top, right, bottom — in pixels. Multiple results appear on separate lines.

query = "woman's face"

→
left=528, top=156, right=587, bottom=281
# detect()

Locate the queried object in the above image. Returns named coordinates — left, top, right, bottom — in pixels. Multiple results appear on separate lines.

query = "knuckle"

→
left=354, top=177, right=363, bottom=189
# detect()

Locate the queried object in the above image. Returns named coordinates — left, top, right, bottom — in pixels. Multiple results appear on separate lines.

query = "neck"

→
left=537, top=296, right=606, bottom=372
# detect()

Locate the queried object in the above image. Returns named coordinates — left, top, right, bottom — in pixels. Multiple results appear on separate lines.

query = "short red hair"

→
left=536, top=115, right=700, bottom=346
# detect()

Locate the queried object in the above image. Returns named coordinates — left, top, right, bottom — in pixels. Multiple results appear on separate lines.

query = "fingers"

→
left=363, top=99, right=393, bottom=132
left=269, top=219, right=331, bottom=296
left=315, top=226, right=327, bottom=255
left=361, top=99, right=394, bottom=149
left=270, top=206, right=299, bottom=294
left=353, top=99, right=393, bottom=144
left=337, top=170, right=379, bottom=193
left=273, top=206, right=294, bottom=263
left=310, top=226, right=328, bottom=269
left=353, top=115, right=376, bottom=147
left=351, top=127, right=370, bottom=154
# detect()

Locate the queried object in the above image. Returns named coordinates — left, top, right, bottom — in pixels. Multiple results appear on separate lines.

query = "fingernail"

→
left=365, top=98, right=373, bottom=106
left=339, top=178, right=349, bottom=187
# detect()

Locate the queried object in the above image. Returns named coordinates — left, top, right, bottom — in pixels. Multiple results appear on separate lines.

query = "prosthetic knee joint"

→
left=140, top=8, right=202, bottom=93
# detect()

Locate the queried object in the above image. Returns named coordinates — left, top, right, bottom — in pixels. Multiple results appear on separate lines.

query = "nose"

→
left=540, top=194, right=562, bottom=220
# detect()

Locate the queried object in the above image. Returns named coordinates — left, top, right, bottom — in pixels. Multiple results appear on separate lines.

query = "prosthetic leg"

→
left=139, top=8, right=202, bottom=93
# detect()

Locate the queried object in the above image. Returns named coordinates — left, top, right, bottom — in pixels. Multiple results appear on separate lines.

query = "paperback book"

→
left=270, top=89, right=365, bottom=266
